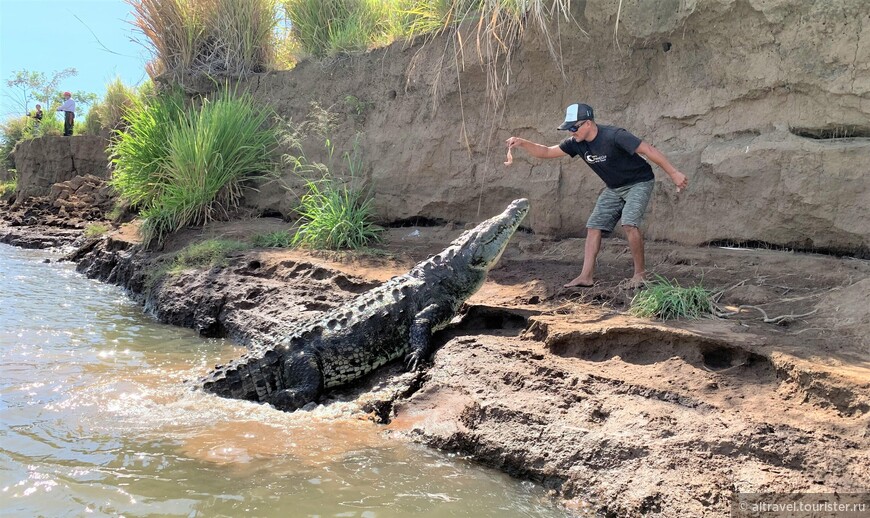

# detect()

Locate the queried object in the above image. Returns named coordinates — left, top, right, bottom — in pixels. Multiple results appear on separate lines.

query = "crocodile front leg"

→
left=405, top=303, right=453, bottom=371
left=266, top=351, right=322, bottom=411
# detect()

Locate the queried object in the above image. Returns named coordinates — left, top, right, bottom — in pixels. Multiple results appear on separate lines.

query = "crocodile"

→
left=200, top=198, right=530, bottom=411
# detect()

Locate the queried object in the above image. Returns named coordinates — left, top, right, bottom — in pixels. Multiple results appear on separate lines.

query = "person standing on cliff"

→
left=57, top=92, right=76, bottom=136
left=505, top=103, right=688, bottom=289
left=31, top=104, right=44, bottom=130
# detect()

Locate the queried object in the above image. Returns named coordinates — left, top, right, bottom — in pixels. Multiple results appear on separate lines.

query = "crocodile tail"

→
left=200, top=349, right=284, bottom=402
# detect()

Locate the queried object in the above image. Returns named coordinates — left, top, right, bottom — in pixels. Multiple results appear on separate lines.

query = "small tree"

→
left=5, top=68, right=75, bottom=115
left=4, top=68, right=98, bottom=119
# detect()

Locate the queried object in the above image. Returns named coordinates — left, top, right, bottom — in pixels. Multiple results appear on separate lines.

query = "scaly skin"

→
left=200, top=199, right=530, bottom=411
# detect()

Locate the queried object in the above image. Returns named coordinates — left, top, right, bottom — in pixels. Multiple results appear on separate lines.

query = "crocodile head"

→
left=428, top=198, right=530, bottom=295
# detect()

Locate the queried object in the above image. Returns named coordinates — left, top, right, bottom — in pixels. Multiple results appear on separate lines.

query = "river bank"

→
left=2, top=199, right=868, bottom=517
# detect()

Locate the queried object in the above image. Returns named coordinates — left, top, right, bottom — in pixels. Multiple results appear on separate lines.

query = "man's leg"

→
left=623, top=225, right=646, bottom=286
left=619, top=180, right=655, bottom=287
left=564, top=188, right=621, bottom=288
left=565, top=228, right=602, bottom=287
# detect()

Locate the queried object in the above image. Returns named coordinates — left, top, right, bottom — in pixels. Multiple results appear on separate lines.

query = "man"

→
left=57, top=92, right=76, bottom=136
left=505, top=103, right=688, bottom=288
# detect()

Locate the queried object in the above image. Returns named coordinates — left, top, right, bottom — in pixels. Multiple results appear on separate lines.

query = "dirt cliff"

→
left=233, top=0, right=868, bottom=256
left=10, top=2, right=867, bottom=255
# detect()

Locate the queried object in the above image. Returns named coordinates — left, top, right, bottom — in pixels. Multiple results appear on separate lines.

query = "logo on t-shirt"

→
left=585, top=152, right=606, bottom=164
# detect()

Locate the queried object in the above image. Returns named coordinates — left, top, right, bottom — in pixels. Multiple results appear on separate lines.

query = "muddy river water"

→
left=0, top=244, right=567, bottom=517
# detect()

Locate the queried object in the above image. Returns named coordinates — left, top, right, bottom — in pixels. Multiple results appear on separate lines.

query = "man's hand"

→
left=505, top=136, right=525, bottom=149
left=671, top=171, right=688, bottom=192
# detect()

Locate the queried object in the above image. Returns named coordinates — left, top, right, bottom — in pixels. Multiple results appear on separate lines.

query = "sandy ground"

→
left=2, top=211, right=869, bottom=517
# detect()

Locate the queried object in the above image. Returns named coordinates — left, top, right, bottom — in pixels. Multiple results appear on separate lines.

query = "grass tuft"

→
left=292, top=174, right=383, bottom=250
left=290, top=138, right=383, bottom=251
left=252, top=230, right=294, bottom=248
left=84, top=223, right=111, bottom=237
left=110, top=86, right=279, bottom=245
left=629, top=275, right=713, bottom=320
left=129, top=0, right=277, bottom=85
left=170, top=238, right=251, bottom=271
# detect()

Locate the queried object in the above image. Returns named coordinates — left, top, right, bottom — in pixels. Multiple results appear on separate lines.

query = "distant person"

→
left=57, top=92, right=76, bottom=136
left=505, top=103, right=689, bottom=289
left=31, top=104, right=43, bottom=129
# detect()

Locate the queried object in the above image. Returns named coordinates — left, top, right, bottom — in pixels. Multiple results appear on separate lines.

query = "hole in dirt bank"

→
left=384, top=216, right=448, bottom=228
left=705, top=239, right=869, bottom=260
left=546, top=326, right=775, bottom=380
left=790, top=125, right=870, bottom=140
left=448, top=305, right=533, bottom=337
left=258, top=209, right=283, bottom=218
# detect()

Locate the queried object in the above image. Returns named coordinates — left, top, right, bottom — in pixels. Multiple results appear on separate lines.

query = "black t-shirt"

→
left=559, top=125, right=654, bottom=188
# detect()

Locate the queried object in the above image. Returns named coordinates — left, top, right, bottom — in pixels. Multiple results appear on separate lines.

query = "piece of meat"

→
left=504, top=148, right=513, bottom=165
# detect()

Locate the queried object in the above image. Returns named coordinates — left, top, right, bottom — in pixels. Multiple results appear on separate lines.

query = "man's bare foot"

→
left=564, top=275, right=594, bottom=288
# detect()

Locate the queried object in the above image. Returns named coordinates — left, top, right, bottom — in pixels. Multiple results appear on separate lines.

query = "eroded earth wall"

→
left=12, top=136, right=109, bottom=203
left=241, top=0, right=869, bottom=256
left=10, top=0, right=867, bottom=255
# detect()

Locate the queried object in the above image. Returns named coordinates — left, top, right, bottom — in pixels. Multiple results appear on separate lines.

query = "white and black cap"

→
left=557, top=103, right=594, bottom=130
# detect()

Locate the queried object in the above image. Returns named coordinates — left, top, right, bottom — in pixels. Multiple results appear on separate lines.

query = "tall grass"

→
left=110, top=87, right=280, bottom=245
left=292, top=174, right=383, bottom=250
left=279, top=0, right=573, bottom=107
left=110, top=88, right=187, bottom=208
left=291, top=139, right=382, bottom=250
left=82, top=77, right=141, bottom=135
left=282, top=0, right=398, bottom=58
left=407, top=0, right=574, bottom=107
left=629, top=276, right=713, bottom=321
left=129, top=0, right=277, bottom=85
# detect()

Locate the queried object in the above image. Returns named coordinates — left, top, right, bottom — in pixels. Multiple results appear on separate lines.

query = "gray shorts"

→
left=586, top=179, right=654, bottom=232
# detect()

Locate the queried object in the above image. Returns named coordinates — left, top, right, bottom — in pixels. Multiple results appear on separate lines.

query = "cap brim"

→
left=557, top=120, right=577, bottom=130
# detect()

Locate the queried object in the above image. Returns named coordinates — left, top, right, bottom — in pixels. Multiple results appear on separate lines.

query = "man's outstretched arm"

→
left=506, top=137, right=567, bottom=159
left=636, top=141, right=688, bottom=192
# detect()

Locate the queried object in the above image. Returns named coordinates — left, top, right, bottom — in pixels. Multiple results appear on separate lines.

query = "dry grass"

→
left=128, top=0, right=277, bottom=86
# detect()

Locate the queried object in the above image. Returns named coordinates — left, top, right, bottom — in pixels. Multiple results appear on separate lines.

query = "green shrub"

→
left=111, top=87, right=279, bottom=245
left=629, top=276, right=713, bottom=320
left=292, top=173, right=382, bottom=250
left=252, top=230, right=293, bottom=248
left=82, top=77, right=138, bottom=135
left=110, top=88, right=187, bottom=209
left=283, top=0, right=398, bottom=57
left=170, top=238, right=251, bottom=271
left=1, top=116, right=31, bottom=170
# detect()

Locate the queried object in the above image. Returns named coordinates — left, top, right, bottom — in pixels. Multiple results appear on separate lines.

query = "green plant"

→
left=84, top=223, right=111, bottom=237
left=282, top=0, right=398, bottom=57
left=252, top=230, right=293, bottom=248
left=292, top=139, right=382, bottom=251
left=82, top=77, right=138, bottom=135
left=344, top=95, right=373, bottom=123
left=1, top=116, right=32, bottom=170
left=109, top=87, right=187, bottom=209
left=629, top=275, right=713, bottom=320
left=111, top=86, right=279, bottom=245
left=170, top=238, right=251, bottom=272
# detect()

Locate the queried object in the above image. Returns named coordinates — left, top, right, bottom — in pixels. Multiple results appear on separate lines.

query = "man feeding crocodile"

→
left=505, top=103, right=689, bottom=289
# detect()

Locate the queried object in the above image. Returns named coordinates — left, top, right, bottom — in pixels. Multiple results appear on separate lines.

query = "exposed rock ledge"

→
left=41, top=216, right=868, bottom=517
